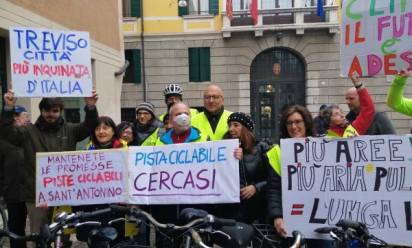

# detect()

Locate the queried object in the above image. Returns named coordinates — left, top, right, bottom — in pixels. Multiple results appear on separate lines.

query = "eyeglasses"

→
left=204, top=95, right=222, bottom=101
left=286, top=119, right=304, bottom=126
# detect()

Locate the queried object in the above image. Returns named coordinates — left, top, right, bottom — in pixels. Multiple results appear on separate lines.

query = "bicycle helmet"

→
left=163, top=83, right=183, bottom=96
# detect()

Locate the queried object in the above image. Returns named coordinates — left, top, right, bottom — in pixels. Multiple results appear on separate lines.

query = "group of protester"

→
left=0, top=69, right=411, bottom=247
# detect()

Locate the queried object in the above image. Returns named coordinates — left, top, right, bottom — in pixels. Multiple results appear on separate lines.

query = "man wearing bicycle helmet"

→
left=159, top=83, right=199, bottom=121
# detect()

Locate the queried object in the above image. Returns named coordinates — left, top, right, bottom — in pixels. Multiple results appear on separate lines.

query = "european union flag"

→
left=317, top=0, right=325, bottom=21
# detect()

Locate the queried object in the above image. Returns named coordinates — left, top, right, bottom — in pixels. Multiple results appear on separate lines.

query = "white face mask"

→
left=174, top=113, right=191, bottom=128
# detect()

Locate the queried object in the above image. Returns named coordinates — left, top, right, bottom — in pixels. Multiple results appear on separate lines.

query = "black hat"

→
left=228, top=112, right=254, bottom=131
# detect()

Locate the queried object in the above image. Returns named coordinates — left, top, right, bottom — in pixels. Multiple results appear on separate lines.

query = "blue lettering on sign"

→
left=217, top=146, right=227, bottom=161
left=133, top=146, right=230, bottom=166
left=14, top=29, right=89, bottom=62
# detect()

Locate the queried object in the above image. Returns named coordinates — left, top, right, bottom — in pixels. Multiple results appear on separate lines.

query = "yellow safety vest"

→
left=159, top=108, right=199, bottom=122
left=141, top=128, right=160, bottom=146
left=191, top=110, right=232, bottom=141
left=266, top=145, right=281, bottom=176
left=326, top=125, right=359, bottom=138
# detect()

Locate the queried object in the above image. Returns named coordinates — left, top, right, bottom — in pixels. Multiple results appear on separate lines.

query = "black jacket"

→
left=0, top=106, right=98, bottom=202
left=216, top=139, right=271, bottom=223
left=346, top=111, right=396, bottom=135
left=266, top=166, right=283, bottom=221
left=133, top=118, right=163, bottom=146
left=0, top=139, right=25, bottom=203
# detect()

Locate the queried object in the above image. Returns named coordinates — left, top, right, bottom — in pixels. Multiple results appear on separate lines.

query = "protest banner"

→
left=36, top=149, right=128, bottom=207
left=10, top=27, right=93, bottom=97
left=128, top=139, right=240, bottom=205
left=340, top=0, right=412, bottom=76
left=281, top=135, right=412, bottom=246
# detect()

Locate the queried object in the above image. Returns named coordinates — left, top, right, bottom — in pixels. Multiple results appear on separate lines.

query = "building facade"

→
left=0, top=0, right=125, bottom=122
left=122, top=0, right=411, bottom=143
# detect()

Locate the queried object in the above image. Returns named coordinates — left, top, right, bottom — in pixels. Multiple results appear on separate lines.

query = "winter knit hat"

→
left=228, top=112, right=254, bottom=131
left=136, top=102, right=155, bottom=117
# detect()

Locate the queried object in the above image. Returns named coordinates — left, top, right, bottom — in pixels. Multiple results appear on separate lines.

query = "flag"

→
left=317, top=0, right=325, bottom=21
left=227, top=0, right=234, bottom=21
left=250, top=0, right=258, bottom=25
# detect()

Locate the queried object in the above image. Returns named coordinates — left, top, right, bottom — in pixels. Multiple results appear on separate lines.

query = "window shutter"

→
left=199, top=48, right=211, bottom=81
left=209, top=0, right=219, bottom=15
left=131, top=0, right=141, bottom=18
left=132, top=49, right=141, bottom=84
left=178, top=0, right=188, bottom=16
left=189, top=48, right=200, bottom=82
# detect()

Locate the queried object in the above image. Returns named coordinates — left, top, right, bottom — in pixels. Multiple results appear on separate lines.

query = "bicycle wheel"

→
left=0, top=206, right=8, bottom=246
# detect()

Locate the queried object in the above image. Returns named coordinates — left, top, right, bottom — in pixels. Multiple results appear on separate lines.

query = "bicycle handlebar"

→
left=110, top=205, right=235, bottom=231
left=0, top=207, right=113, bottom=245
left=314, top=226, right=338, bottom=234
left=290, top=230, right=303, bottom=248
left=180, top=208, right=236, bottom=227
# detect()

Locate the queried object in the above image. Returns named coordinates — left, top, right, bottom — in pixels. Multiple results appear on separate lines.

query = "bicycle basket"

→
left=252, top=224, right=283, bottom=248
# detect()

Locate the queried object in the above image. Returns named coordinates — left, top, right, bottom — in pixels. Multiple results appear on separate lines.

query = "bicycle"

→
left=108, top=205, right=243, bottom=248
left=0, top=207, right=112, bottom=248
left=315, top=219, right=389, bottom=248
left=178, top=208, right=305, bottom=248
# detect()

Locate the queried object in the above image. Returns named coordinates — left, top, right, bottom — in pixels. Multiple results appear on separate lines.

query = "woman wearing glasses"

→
left=267, top=105, right=334, bottom=246
left=266, top=105, right=314, bottom=238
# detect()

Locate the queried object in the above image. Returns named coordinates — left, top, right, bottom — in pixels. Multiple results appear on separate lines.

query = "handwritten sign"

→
left=341, top=1, right=412, bottom=76
left=128, top=139, right=240, bottom=205
left=36, top=149, right=128, bottom=206
left=281, top=135, right=412, bottom=246
left=36, top=140, right=240, bottom=206
left=10, top=27, right=92, bottom=97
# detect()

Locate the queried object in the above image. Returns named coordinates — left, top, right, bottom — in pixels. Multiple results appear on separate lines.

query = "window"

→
left=64, top=108, right=81, bottom=123
left=179, top=0, right=219, bottom=16
left=189, top=47, right=210, bottom=82
left=233, top=0, right=250, bottom=11
left=121, top=108, right=136, bottom=122
left=123, top=0, right=140, bottom=18
left=123, top=49, right=141, bottom=84
left=305, top=0, right=326, bottom=7
left=189, top=0, right=209, bottom=15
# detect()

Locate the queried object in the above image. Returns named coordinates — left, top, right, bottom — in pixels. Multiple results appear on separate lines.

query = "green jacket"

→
left=386, top=75, right=412, bottom=116
left=0, top=106, right=98, bottom=202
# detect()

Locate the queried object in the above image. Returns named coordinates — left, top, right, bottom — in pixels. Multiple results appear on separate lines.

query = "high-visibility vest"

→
left=326, top=125, right=358, bottom=138
left=266, top=145, right=281, bottom=176
left=191, top=110, right=232, bottom=141
left=159, top=108, right=199, bottom=122
left=141, top=128, right=160, bottom=146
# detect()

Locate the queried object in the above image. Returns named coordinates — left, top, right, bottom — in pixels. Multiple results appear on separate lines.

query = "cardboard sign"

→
left=281, top=135, right=412, bottom=246
left=36, top=140, right=240, bottom=206
left=128, top=139, right=240, bottom=205
left=10, top=27, right=92, bottom=97
left=340, top=1, right=412, bottom=76
left=36, top=149, right=128, bottom=206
